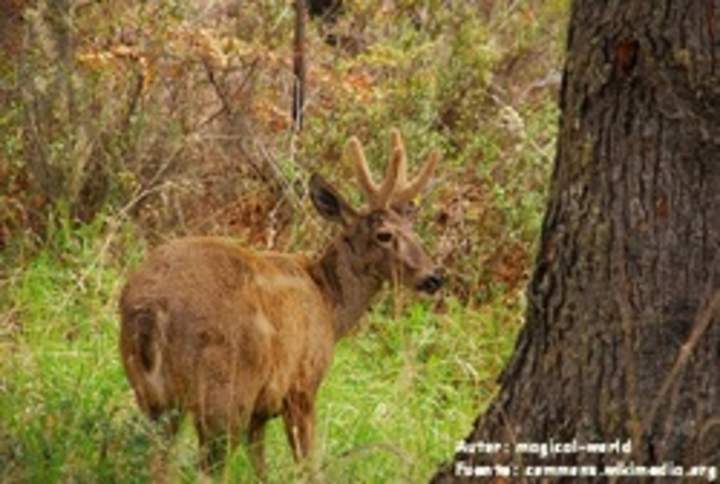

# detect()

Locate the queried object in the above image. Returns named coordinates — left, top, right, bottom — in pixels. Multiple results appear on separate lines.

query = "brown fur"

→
left=119, top=132, right=443, bottom=478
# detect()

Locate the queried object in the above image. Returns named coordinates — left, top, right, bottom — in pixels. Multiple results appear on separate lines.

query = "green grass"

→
left=0, top=221, right=521, bottom=483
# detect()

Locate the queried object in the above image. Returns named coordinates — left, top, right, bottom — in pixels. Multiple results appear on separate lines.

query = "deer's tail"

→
left=120, top=299, right=170, bottom=417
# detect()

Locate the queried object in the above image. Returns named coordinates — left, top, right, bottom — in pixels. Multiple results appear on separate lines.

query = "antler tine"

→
left=373, top=142, right=403, bottom=209
left=389, top=128, right=408, bottom=189
left=368, top=128, right=407, bottom=209
left=393, top=148, right=441, bottom=205
left=347, top=136, right=378, bottom=199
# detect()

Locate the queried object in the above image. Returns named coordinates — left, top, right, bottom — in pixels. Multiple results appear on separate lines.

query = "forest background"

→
left=0, top=0, right=567, bottom=481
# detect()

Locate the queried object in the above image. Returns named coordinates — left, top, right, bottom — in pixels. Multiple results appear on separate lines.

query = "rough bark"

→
left=434, top=0, right=720, bottom=481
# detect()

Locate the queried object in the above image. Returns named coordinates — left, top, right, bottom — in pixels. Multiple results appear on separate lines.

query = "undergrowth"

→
left=0, top=0, right=568, bottom=482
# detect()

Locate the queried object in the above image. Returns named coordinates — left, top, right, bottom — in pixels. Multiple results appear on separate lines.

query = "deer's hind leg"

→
left=194, top=411, right=245, bottom=477
left=193, top=388, right=257, bottom=477
left=281, top=391, right=316, bottom=462
left=247, top=413, right=270, bottom=480
left=148, top=407, right=183, bottom=484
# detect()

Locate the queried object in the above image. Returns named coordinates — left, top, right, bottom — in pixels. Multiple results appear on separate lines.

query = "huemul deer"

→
left=119, top=129, right=444, bottom=478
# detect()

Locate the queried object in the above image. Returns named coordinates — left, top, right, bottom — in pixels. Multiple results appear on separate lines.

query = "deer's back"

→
left=119, top=237, right=335, bottom=425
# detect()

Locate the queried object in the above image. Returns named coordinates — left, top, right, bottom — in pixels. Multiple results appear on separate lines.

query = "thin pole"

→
left=292, top=0, right=306, bottom=132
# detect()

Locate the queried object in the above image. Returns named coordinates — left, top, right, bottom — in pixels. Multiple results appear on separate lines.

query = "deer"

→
left=118, top=128, right=444, bottom=479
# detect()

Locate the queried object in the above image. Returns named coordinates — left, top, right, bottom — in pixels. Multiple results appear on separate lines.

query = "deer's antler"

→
left=346, top=128, right=440, bottom=209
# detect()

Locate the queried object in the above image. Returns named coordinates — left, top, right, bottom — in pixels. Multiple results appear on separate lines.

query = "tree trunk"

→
left=435, top=1, right=720, bottom=481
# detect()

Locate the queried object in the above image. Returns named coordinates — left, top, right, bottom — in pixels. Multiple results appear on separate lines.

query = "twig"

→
left=202, top=58, right=232, bottom=116
left=121, top=68, right=145, bottom=134
left=194, top=56, right=261, bottom=131
left=643, top=289, right=720, bottom=435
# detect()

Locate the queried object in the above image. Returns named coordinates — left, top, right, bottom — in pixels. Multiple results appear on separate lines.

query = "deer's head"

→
left=310, top=129, right=444, bottom=294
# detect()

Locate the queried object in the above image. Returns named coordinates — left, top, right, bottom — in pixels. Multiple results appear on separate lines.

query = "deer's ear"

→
left=309, top=174, right=357, bottom=225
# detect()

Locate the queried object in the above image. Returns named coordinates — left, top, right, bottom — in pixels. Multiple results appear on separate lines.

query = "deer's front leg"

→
left=248, top=414, right=269, bottom=480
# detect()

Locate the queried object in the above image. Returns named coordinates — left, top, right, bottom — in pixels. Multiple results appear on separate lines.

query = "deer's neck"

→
left=309, top=236, right=383, bottom=340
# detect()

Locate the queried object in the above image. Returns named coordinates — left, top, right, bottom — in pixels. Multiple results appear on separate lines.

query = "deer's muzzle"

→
left=417, top=271, right=444, bottom=294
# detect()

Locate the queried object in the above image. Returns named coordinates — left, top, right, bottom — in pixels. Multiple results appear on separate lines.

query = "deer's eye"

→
left=376, top=231, right=393, bottom=243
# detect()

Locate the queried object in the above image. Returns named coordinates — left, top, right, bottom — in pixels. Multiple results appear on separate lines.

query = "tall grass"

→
left=0, top=218, right=521, bottom=483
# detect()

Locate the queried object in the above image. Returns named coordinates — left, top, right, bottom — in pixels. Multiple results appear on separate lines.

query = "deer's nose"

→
left=417, top=271, right=444, bottom=294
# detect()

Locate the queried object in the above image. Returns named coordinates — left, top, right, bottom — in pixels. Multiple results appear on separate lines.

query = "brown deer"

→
left=119, top=129, right=444, bottom=478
